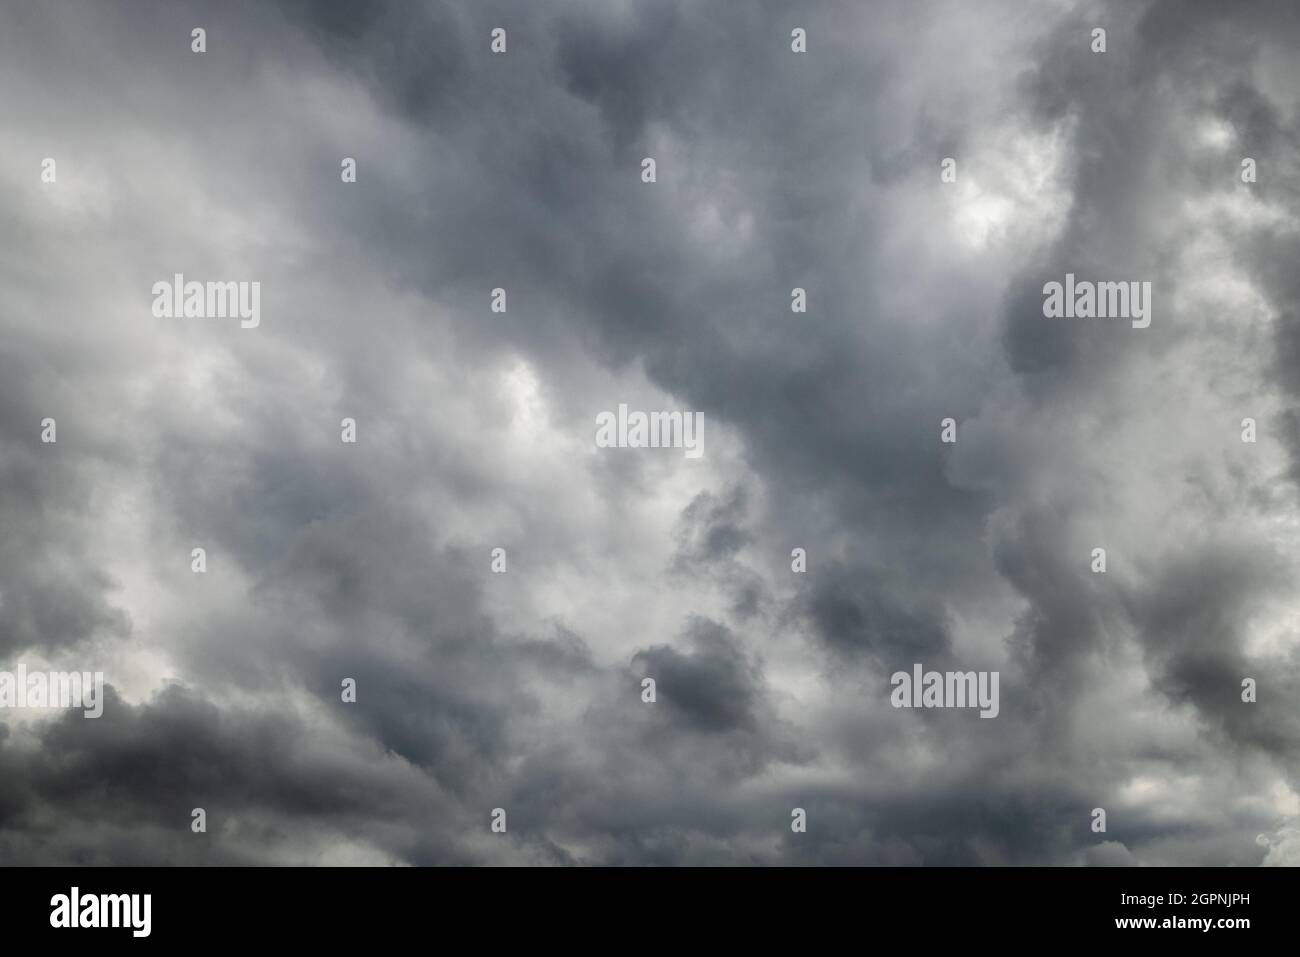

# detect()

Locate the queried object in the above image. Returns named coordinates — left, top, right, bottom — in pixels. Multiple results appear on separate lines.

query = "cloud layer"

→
left=1, top=0, right=1298, bottom=865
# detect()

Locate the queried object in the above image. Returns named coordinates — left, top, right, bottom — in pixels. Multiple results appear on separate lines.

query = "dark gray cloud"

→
left=1, top=0, right=1298, bottom=865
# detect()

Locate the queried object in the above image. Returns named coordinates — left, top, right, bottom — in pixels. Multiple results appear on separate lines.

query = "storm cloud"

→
left=1, top=0, right=1297, bottom=865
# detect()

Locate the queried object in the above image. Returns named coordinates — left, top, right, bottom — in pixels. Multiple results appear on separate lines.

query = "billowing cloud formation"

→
left=1, top=0, right=1297, bottom=865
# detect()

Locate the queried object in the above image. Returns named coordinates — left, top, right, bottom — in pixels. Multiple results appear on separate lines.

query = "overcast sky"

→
left=1, top=0, right=1298, bottom=865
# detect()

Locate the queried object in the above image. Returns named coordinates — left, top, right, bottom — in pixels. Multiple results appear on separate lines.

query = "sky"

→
left=1, top=0, right=1298, bottom=866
